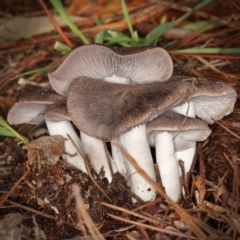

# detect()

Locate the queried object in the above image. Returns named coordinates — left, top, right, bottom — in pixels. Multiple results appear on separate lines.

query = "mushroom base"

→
left=80, top=131, right=115, bottom=182
left=119, top=124, right=156, bottom=202
left=45, top=120, right=87, bottom=173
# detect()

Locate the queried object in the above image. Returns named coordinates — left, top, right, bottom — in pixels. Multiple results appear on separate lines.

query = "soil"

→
left=0, top=0, right=240, bottom=239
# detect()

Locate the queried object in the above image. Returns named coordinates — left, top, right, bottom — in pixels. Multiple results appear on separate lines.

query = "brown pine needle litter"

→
left=112, top=139, right=225, bottom=240
left=72, top=183, right=105, bottom=240
left=0, top=0, right=240, bottom=239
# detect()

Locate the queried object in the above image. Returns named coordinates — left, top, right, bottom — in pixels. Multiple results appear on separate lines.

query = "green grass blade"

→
left=95, top=30, right=105, bottom=44
left=50, top=0, right=89, bottom=44
left=171, top=48, right=240, bottom=54
left=92, top=15, right=102, bottom=26
left=1, top=65, right=58, bottom=94
left=104, top=37, right=134, bottom=45
left=160, top=15, right=167, bottom=25
left=107, top=30, right=130, bottom=39
left=182, top=21, right=208, bottom=30
left=54, top=41, right=72, bottom=54
left=164, top=39, right=179, bottom=49
left=9, top=66, right=58, bottom=80
left=0, top=127, right=16, bottom=137
left=111, top=42, right=132, bottom=47
left=120, top=0, right=138, bottom=42
left=144, top=22, right=173, bottom=46
left=0, top=117, right=29, bottom=143
left=144, top=0, right=214, bottom=46
left=95, top=29, right=135, bottom=46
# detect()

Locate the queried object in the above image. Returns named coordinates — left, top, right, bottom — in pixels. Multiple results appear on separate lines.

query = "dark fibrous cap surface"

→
left=43, top=99, right=70, bottom=122
left=67, top=77, right=194, bottom=141
left=7, top=85, right=64, bottom=125
left=146, top=110, right=211, bottom=151
left=18, top=85, right=64, bottom=104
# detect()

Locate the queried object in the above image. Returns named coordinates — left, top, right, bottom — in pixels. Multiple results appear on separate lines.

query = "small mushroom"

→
left=7, top=86, right=86, bottom=173
left=7, top=85, right=64, bottom=125
left=171, top=76, right=237, bottom=179
left=67, top=76, right=194, bottom=201
left=48, top=44, right=173, bottom=96
left=146, top=110, right=211, bottom=201
left=170, top=76, right=237, bottom=124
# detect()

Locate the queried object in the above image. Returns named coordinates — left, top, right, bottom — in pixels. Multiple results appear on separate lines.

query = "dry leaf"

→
left=23, top=135, right=66, bottom=165
left=145, top=203, right=159, bottom=215
left=216, top=185, right=229, bottom=202
left=194, top=176, right=206, bottom=204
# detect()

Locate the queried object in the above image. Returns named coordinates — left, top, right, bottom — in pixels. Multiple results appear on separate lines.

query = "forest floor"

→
left=0, top=0, right=240, bottom=239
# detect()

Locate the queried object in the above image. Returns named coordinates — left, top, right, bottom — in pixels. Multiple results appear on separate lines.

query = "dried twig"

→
left=6, top=200, right=56, bottom=220
left=38, top=0, right=73, bottom=47
left=112, top=138, right=222, bottom=240
left=132, top=198, right=162, bottom=212
left=0, top=162, right=30, bottom=206
left=212, top=118, right=240, bottom=140
left=107, top=213, right=197, bottom=239
left=72, top=183, right=105, bottom=240
left=101, top=202, right=161, bottom=225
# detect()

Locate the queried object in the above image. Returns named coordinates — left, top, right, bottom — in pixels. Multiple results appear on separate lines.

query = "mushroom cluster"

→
left=7, top=44, right=237, bottom=203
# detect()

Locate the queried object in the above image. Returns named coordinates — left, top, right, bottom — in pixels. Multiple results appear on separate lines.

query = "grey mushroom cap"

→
left=18, top=85, right=64, bottom=104
left=49, top=44, right=173, bottom=96
left=67, top=76, right=195, bottom=142
left=8, top=103, right=49, bottom=125
left=7, top=85, right=64, bottom=125
left=146, top=110, right=211, bottom=151
left=43, top=99, right=70, bottom=122
left=169, top=75, right=237, bottom=124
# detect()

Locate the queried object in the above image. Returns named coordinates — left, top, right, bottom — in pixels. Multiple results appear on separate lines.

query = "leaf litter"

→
left=0, top=0, right=240, bottom=239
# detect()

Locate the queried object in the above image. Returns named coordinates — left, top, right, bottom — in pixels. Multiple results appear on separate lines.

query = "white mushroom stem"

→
left=104, top=75, right=156, bottom=201
left=80, top=131, right=115, bottom=182
left=119, top=124, right=156, bottom=202
left=171, top=101, right=196, bottom=178
left=111, top=142, right=128, bottom=179
left=175, top=145, right=196, bottom=177
left=45, top=120, right=87, bottom=173
left=104, top=75, right=130, bottom=84
left=106, top=76, right=130, bottom=179
left=155, top=131, right=180, bottom=202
